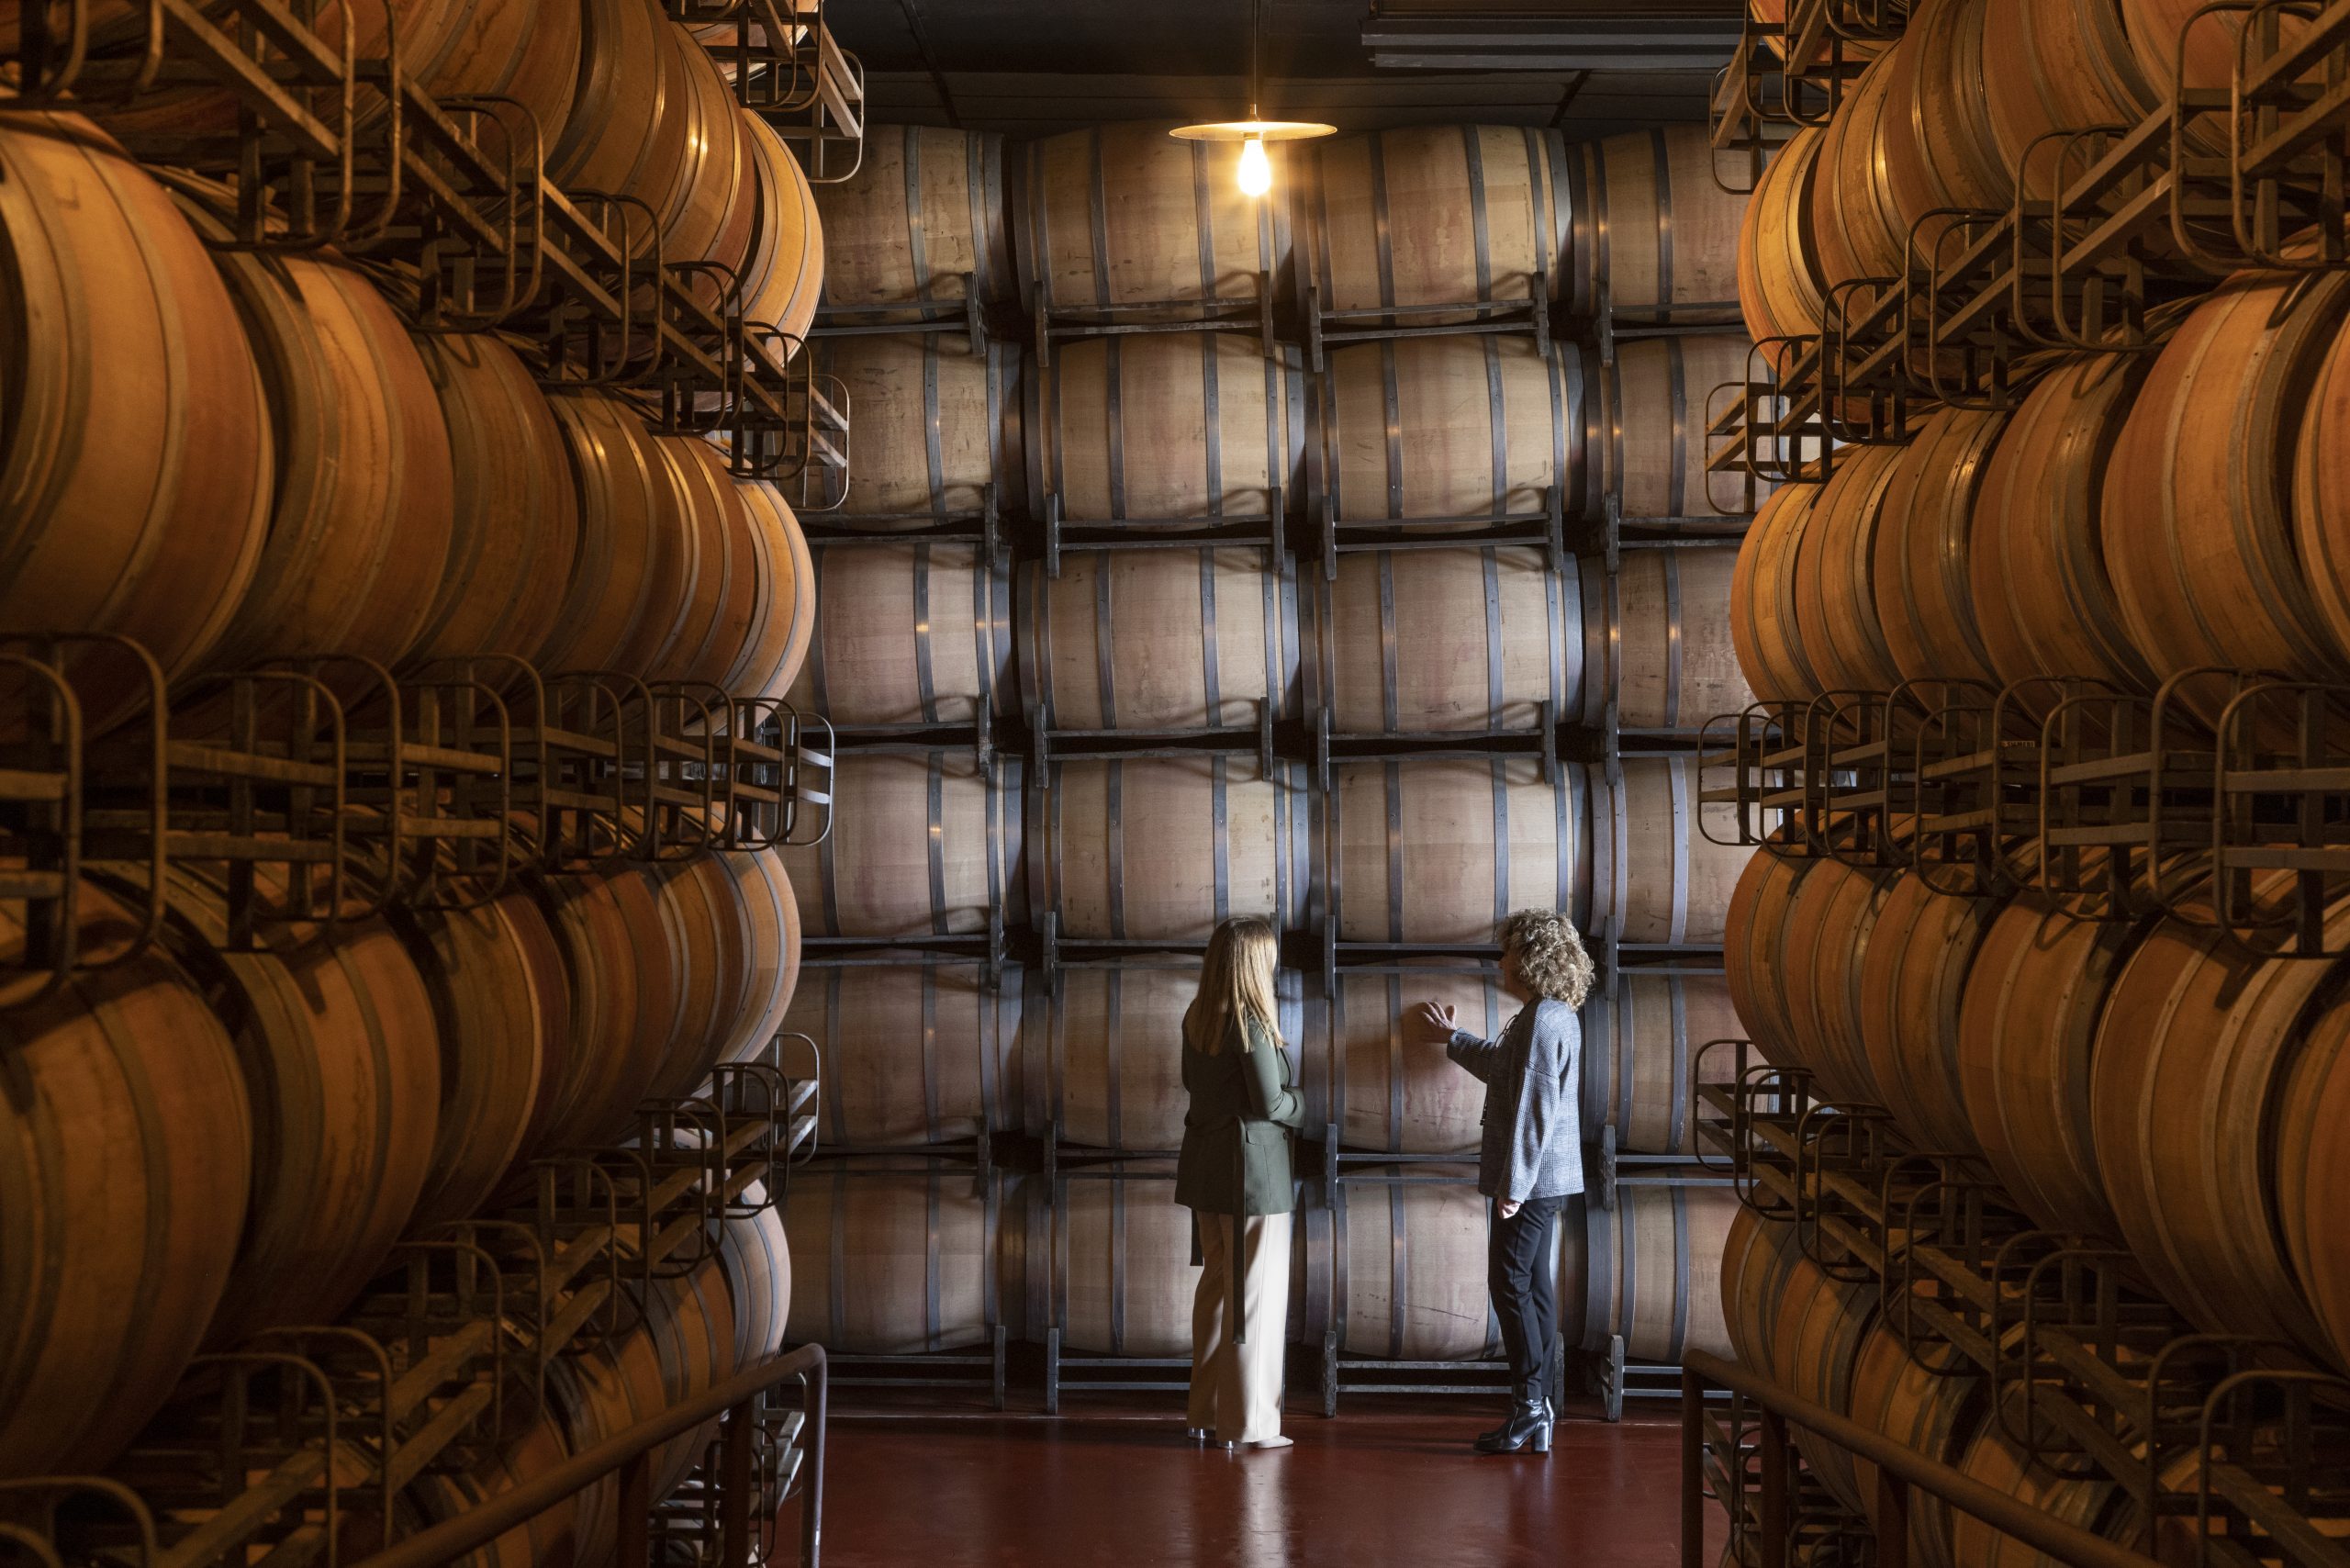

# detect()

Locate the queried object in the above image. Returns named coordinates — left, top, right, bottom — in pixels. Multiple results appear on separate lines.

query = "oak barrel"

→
left=1325, top=756, right=1592, bottom=945
left=1849, top=1325, right=1986, bottom=1568
left=0, top=114, right=272, bottom=727
left=719, top=1182, right=794, bottom=1363
left=640, top=852, right=758, bottom=1103
left=2276, top=994, right=2350, bottom=1373
left=789, top=541, right=1013, bottom=725
left=1019, top=1168, right=1198, bottom=1358
left=1591, top=334, right=1762, bottom=523
left=717, top=847, right=801, bottom=1066
left=812, top=125, right=1010, bottom=314
left=1562, top=1185, right=1740, bottom=1364
left=782, top=748, right=1026, bottom=938
left=1582, top=973, right=1749, bottom=1155
left=1315, top=547, right=1577, bottom=735
left=1810, top=44, right=1908, bottom=301
left=1023, top=958, right=1203, bottom=1150
left=1736, top=125, right=1827, bottom=356
left=2119, top=0, right=2306, bottom=98
left=1729, top=481, right=1828, bottom=706
left=1316, top=1171, right=1505, bottom=1361
left=1027, top=333, right=1304, bottom=524
left=814, top=334, right=1019, bottom=523
left=1590, top=755, right=1752, bottom=948
left=1872, top=404, right=2011, bottom=690
left=737, top=110, right=824, bottom=347
left=528, top=866, right=688, bottom=1150
left=0, top=886, right=252, bottom=1477
left=547, top=0, right=695, bottom=258
left=1301, top=125, right=1569, bottom=322
left=1790, top=441, right=1907, bottom=696
left=1583, top=545, right=1751, bottom=732
left=2296, top=274, right=2350, bottom=667
left=1853, top=869, right=2000, bottom=1157
left=1313, top=334, right=1587, bottom=526
left=1022, top=548, right=1300, bottom=731
left=1322, top=959, right=1506, bottom=1155
left=1984, top=0, right=2162, bottom=199
left=729, top=476, right=818, bottom=700
left=1877, top=0, right=2010, bottom=258
left=1723, top=845, right=1809, bottom=1066
left=785, top=1164, right=1002, bottom=1354
left=1032, top=756, right=1309, bottom=939
left=1016, top=122, right=1293, bottom=316
left=537, top=391, right=699, bottom=678
left=1732, top=852, right=1895, bottom=1104
left=1568, top=125, right=1748, bottom=322
left=782, top=957, right=1024, bottom=1148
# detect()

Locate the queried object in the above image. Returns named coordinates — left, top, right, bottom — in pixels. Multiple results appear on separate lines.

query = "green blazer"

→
left=1175, top=1015, right=1306, bottom=1216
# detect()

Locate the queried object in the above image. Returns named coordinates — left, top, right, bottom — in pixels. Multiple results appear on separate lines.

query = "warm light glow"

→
left=1237, top=134, right=1271, bottom=197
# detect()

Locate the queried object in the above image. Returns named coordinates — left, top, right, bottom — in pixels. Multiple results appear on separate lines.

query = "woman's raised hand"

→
left=1411, top=1002, right=1459, bottom=1042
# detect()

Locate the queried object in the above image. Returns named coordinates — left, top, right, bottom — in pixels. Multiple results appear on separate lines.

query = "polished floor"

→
left=789, top=1391, right=1719, bottom=1567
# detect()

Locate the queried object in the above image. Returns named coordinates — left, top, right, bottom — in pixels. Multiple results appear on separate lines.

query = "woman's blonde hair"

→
left=1498, top=909, right=1595, bottom=1007
left=1184, top=915, right=1284, bottom=1053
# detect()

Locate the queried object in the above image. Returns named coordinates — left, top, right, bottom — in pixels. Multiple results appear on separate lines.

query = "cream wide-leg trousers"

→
left=1187, top=1210, right=1292, bottom=1443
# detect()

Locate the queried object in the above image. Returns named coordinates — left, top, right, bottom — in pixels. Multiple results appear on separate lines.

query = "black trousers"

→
left=1489, top=1194, right=1566, bottom=1411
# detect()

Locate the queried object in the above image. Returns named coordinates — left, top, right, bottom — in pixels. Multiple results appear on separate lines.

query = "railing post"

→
left=721, top=1402, right=753, bottom=1568
left=617, top=1450, right=652, bottom=1568
left=1875, top=1467, right=1911, bottom=1568
left=1682, top=1366, right=1706, bottom=1568
left=802, top=1354, right=828, bottom=1567
left=1758, top=1406, right=1790, bottom=1568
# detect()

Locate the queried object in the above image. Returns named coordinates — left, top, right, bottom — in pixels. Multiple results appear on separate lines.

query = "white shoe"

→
left=1224, top=1435, right=1294, bottom=1450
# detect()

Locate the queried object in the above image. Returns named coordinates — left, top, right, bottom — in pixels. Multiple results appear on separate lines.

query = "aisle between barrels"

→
left=778, top=1394, right=1718, bottom=1566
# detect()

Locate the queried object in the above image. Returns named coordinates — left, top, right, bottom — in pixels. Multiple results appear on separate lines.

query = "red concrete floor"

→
left=782, top=1391, right=1727, bottom=1567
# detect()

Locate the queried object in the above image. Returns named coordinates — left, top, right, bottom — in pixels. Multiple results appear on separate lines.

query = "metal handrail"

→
left=1680, top=1349, right=2165, bottom=1568
left=351, top=1346, right=826, bottom=1568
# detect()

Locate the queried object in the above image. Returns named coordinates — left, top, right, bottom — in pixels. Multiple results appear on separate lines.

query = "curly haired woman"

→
left=1415, top=908, right=1594, bottom=1455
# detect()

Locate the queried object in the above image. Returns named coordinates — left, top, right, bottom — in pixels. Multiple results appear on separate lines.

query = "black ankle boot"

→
left=1473, top=1401, right=1553, bottom=1455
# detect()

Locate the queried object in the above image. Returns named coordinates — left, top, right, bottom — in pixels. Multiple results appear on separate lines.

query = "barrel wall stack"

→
left=1707, top=0, right=2350, bottom=1562
left=0, top=4, right=834, bottom=1555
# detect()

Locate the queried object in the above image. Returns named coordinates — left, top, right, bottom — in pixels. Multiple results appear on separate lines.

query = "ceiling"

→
left=826, top=0, right=1740, bottom=140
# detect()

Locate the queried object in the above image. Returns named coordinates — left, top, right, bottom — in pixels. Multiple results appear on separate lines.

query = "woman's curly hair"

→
left=1497, top=909, right=1595, bottom=1007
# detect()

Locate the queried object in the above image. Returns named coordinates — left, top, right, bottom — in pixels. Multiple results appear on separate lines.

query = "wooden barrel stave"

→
left=548, top=0, right=695, bottom=260
left=1590, top=755, right=1752, bottom=948
left=1303, top=125, right=1569, bottom=322
left=1849, top=1324, right=1986, bottom=1568
left=1326, top=756, right=1591, bottom=945
left=785, top=1165, right=1002, bottom=1354
left=1024, top=548, right=1299, bottom=731
left=1315, top=334, right=1586, bottom=526
left=785, top=749, right=1025, bottom=938
left=816, top=334, right=1020, bottom=524
left=2295, top=276, right=2350, bottom=666
left=1030, top=333, right=1303, bottom=525
left=812, top=125, right=1009, bottom=313
left=1592, top=334, right=1763, bottom=524
left=1036, top=756, right=1306, bottom=940
left=1583, top=973, right=1750, bottom=1155
left=642, top=853, right=756, bottom=1103
left=1569, top=125, right=1749, bottom=322
left=785, top=957, right=1023, bottom=1148
left=1583, top=545, right=1751, bottom=732
left=719, top=1182, right=794, bottom=1363
left=1878, top=0, right=2012, bottom=258
left=790, top=541, right=1011, bottom=725
left=1317, top=547, right=1575, bottom=735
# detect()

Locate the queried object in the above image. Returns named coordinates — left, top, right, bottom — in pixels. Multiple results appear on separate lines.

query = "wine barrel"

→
left=1872, top=404, right=2010, bottom=691
left=2119, top=0, right=2306, bottom=100
left=811, top=125, right=1010, bottom=314
left=1737, top=125, right=1827, bottom=356
left=1984, top=0, right=2162, bottom=199
left=729, top=476, right=817, bottom=700
left=1583, top=545, right=1751, bottom=732
left=1770, top=1231, right=1881, bottom=1513
left=537, top=391, right=695, bottom=678
left=398, top=1406, right=576, bottom=1568
left=1970, top=352, right=2158, bottom=707
left=559, top=1255, right=738, bottom=1507
left=1791, top=442, right=1907, bottom=695
left=150, top=867, right=440, bottom=1346
left=719, top=1182, right=793, bottom=1363
left=2297, top=276, right=2350, bottom=669
left=0, top=114, right=272, bottom=729
left=1315, top=1172, right=1504, bottom=1361
left=408, top=332, right=581, bottom=670
left=782, top=748, right=1026, bottom=938
left=1810, top=44, right=1908, bottom=300
left=1591, top=334, right=1761, bottom=524
left=737, top=110, right=824, bottom=348
left=1590, top=755, right=1752, bottom=948
left=1325, top=756, right=1592, bottom=944
left=1323, top=959, right=1506, bottom=1155
left=1848, top=1325, right=1986, bottom=1568
left=641, top=852, right=759, bottom=1103
left=1952, top=1393, right=2148, bottom=1568
left=527, top=866, right=687, bottom=1150
left=1018, top=1168, right=1198, bottom=1358
left=789, top=541, right=1012, bottom=725
left=0, top=887, right=253, bottom=1477
left=1878, top=0, right=2010, bottom=258
left=1022, top=548, right=1300, bottom=731
left=1313, top=334, right=1588, bottom=526
left=785, top=1164, right=1003, bottom=1354
left=1301, top=125, right=1569, bottom=323
left=1032, top=756, right=1309, bottom=940
left=1749, top=853, right=1897, bottom=1104
left=388, top=886, right=566, bottom=1228
left=1724, top=844, right=1809, bottom=1065
left=1730, top=481, right=1828, bottom=706
left=1562, top=1185, right=1740, bottom=1364
left=783, top=957, right=1024, bottom=1147
left=717, top=848, right=801, bottom=1066
left=1028, top=333, right=1304, bottom=524
left=814, top=333, right=1019, bottom=523
left=660, top=28, right=760, bottom=310
left=1029, top=961, right=1317, bottom=1151
left=548, top=0, right=694, bottom=257
left=1953, top=888, right=2143, bottom=1240
left=1315, top=547, right=1577, bottom=735
left=1854, top=870, right=2001, bottom=1157
left=648, top=436, right=763, bottom=690
left=1016, top=122, right=1293, bottom=317
left=1582, top=973, right=1749, bottom=1155
left=1568, top=125, right=1748, bottom=323
left=2103, top=270, right=2350, bottom=720
left=2089, top=903, right=2339, bottom=1350
left=2275, top=994, right=2350, bottom=1373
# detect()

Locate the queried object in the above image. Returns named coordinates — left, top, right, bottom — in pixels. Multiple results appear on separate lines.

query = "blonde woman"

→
left=1176, top=915, right=1305, bottom=1451
left=1415, top=908, right=1594, bottom=1455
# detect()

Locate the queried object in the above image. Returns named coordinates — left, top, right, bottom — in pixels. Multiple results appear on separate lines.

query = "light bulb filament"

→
left=1237, top=133, right=1271, bottom=197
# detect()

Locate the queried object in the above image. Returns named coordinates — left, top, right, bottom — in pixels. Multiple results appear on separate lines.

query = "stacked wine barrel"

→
left=1719, top=0, right=2350, bottom=1559
left=0, top=6, right=822, bottom=1531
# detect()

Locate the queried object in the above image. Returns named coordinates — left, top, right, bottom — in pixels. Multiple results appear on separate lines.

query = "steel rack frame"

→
left=1028, top=1155, right=1200, bottom=1414
left=1299, top=273, right=1555, bottom=375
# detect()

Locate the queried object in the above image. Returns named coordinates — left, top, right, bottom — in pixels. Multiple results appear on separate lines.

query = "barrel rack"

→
left=1692, top=1046, right=2350, bottom=1568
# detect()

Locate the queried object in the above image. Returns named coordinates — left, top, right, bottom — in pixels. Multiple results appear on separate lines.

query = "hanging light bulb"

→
left=1237, top=133, right=1272, bottom=196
